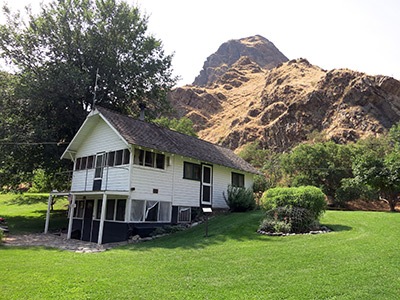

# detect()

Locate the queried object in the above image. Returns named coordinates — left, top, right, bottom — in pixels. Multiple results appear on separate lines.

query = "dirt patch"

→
left=343, top=200, right=400, bottom=212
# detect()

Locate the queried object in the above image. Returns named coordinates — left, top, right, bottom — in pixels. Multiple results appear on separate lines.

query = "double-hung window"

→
left=232, top=172, right=245, bottom=187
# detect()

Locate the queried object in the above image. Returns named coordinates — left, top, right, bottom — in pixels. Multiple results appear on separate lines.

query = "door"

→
left=201, top=165, right=212, bottom=205
left=93, top=153, right=105, bottom=191
left=81, top=200, right=94, bottom=241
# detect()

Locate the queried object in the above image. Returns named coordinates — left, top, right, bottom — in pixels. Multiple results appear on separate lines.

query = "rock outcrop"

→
left=193, top=35, right=288, bottom=87
left=169, top=37, right=400, bottom=153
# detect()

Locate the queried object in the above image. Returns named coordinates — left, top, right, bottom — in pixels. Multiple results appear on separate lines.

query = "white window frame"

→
left=97, top=198, right=127, bottom=223
left=133, top=148, right=166, bottom=171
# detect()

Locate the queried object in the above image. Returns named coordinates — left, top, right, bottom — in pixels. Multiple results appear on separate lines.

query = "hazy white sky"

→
left=1, top=0, right=399, bottom=86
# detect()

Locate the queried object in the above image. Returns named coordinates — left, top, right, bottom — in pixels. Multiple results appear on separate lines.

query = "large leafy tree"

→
left=0, top=0, right=176, bottom=188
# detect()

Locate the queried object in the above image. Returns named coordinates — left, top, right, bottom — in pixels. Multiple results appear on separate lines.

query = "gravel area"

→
left=2, top=233, right=138, bottom=253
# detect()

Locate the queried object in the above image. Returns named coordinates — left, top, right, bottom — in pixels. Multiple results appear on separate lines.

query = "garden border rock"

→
left=257, top=226, right=332, bottom=237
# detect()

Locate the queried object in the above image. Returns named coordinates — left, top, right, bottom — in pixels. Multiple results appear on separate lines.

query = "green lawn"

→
left=0, top=193, right=69, bottom=234
left=1, top=194, right=400, bottom=299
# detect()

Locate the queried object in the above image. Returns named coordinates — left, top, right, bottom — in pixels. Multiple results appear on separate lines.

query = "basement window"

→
left=178, top=207, right=191, bottom=223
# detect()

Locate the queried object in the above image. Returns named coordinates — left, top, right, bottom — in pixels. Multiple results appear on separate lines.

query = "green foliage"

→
left=154, top=116, right=198, bottom=137
left=261, top=186, right=326, bottom=219
left=238, top=142, right=282, bottom=191
left=0, top=0, right=176, bottom=188
left=334, top=178, right=378, bottom=207
left=281, top=141, right=354, bottom=198
left=352, top=150, right=400, bottom=211
left=28, top=169, right=52, bottom=193
left=223, top=185, right=255, bottom=212
left=261, top=206, right=318, bottom=233
left=0, top=230, right=4, bottom=244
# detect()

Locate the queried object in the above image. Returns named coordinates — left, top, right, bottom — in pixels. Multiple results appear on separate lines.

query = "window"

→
left=106, top=199, right=115, bottom=220
left=73, top=200, right=84, bottom=218
left=108, top=151, right=115, bottom=166
left=134, top=149, right=144, bottom=165
left=145, top=201, right=158, bottom=221
left=184, top=162, right=201, bottom=180
left=81, top=157, right=87, bottom=170
left=134, top=149, right=165, bottom=170
left=105, top=199, right=126, bottom=221
left=156, top=153, right=165, bottom=169
left=178, top=207, right=191, bottom=223
left=96, top=199, right=102, bottom=219
left=75, top=158, right=82, bottom=171
left=123, top=149, right=130, bottom=165
left=87, top=155, right=95, bottom=169
left=130, top=200, right=171, bottom=222
left=232, top=172, right=245, bottom=187
left=115, top=150, right=123, bottom=166
left=145, top=151, right=154, bottom=167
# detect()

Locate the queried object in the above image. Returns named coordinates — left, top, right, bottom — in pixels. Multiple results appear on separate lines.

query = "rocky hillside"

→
left=193, top=35, right=288, bottom=87
left=169, top=37, right=400, bottom=153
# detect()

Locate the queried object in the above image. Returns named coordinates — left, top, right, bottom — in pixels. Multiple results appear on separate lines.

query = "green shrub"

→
left=264, top=206, right=318, bottom=233
left=223, top=185, right=255, bottom=212
left=0, top=231, right=4, bottom=244
left=260, top=186, right=326, bottom=219
left=29, top=169, right=53, bottom=193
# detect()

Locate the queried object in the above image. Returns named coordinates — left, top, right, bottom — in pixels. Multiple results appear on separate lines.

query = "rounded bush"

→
left=223, top=185, right=255, bottom=212
left=260, top=186, right=326, bottom=219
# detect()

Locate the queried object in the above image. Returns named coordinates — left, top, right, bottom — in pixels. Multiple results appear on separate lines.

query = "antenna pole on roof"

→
left=92, top=68, right=100, bottom=111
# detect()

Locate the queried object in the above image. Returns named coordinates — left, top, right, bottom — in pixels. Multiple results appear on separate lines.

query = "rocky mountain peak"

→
left=193, top=35, right=288, bottom=87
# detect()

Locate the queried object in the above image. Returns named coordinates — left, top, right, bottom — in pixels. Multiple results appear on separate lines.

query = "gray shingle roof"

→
left=96, top=106, right=260, bottom=174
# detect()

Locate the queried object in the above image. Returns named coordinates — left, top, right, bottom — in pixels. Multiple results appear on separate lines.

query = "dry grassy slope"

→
left=168, top=58, right=400, bottom=153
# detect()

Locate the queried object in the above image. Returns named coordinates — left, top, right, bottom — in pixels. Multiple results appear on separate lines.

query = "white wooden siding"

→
left=130, top=162, right=173, bottom=202
left=171, top=156, right=201, bottom=207
left=71, top=118, right=129, bottom=191
left=212, top=165, right=231, bottom=208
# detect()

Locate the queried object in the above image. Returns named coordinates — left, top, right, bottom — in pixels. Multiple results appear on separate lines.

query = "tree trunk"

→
left=388, top=200, right=396, bottom=212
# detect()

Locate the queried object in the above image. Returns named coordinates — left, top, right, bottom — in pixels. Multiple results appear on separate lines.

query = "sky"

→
left=1, top=0, right=399, bottom=86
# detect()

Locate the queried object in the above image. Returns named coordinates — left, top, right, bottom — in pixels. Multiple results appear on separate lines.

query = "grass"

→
left=0, top=193, right=69, bottom=234
left=1, top=194, right=400, bottom=299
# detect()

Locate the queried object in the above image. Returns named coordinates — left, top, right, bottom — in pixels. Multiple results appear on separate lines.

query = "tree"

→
left=154, top=116, right=198, bottom=138
left=352, top=152, right=400, bottom=211
left=281, top=142, right=354, bottom=200
left=0, top=0, right=176, bottom=187
left=238, top=142, right=282, bottom=192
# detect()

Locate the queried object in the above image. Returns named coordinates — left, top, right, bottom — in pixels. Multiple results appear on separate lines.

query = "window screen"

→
left=159, top=202, right=171, bottom=222
left=156, top=153, right=165, bottom=169
left=115, top=150, right=123, bottom=166
left=75, top=158, right=82, bottom=171
left=131, top=200, right=145, bottom=221
left=87, top=155, right=95, bottom=169
left=106, top=199, right=116, bottom=220
left=108, top=151, right=115, bottom=166
left=134, top=149, right=144, bottom=165
left=145, top=201, right=159, bottom=221
left=96, top=199, right=102, bottom=219
left=145, top=151, right=154, bottom=167
left=74, top=200, right=84, bottom=218
left=81, top=157, right=87, bottom=170
left=123, top=149, right=130, bottom=165
left=115, top=199, right=126, bottom=221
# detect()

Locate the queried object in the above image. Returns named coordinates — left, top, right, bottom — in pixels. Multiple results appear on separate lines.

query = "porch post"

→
left=44, top=194, right=53, bottom=234
left=98, top=193, right=107, bottom=245
left=67, top=194, right=76, bottom=239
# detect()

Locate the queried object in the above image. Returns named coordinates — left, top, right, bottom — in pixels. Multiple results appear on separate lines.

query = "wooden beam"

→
left=67, top=194, right=76, bottom=239
left=44, top=194, right=52, bottom=234
left=98, top=193, right=107, bottom=244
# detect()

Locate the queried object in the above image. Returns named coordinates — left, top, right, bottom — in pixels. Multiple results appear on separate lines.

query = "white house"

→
left=48, top=106, right=259, bottom=244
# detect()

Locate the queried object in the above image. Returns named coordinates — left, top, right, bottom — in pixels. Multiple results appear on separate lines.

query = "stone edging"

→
left=257, top=226, right=332, bottom=237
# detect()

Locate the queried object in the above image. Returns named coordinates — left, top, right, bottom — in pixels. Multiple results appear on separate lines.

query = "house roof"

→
left=63, top=106, right=260, bottom=174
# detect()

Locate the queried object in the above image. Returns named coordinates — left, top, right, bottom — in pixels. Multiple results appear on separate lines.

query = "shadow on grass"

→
left=5, top=195, right=49, bottom=206
left=323, top=224, right=352, bottom=232
left=122, top=211, right=282, bottom=251
left=2, top=210, right=68, bottom=234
